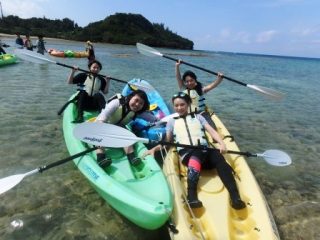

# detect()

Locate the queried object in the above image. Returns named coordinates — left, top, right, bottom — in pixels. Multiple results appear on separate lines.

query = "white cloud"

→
left=234, top=31, right=251, bottom=44
left=256, top=30, right=277, bottom=43
left=1, top=0, right=47, bottom=18
left=291, top=25, right=320, bottom=36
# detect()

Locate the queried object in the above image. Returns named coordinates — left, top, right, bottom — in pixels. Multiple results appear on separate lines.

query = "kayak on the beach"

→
left=122, top=78, right=171, bottom=141
left=48, top=48, right=89, bottom=58
left=62, top=93, right=173, bottom=230
left=163, top=111, right=280, bottom=240
left=0, top=53, right=17, bottom=67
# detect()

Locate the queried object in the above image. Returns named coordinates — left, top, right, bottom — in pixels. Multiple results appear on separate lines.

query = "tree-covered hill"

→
left=0, top=13, right=193, bottom=49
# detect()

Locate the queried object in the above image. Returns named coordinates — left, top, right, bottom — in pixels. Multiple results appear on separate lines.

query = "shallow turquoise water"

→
left=0, top=38, right=319, bottom=239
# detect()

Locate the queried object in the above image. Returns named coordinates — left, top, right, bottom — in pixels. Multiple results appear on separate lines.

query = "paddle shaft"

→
left=162, top=55, right=247, bottom=87
left=157, top=140, right=255, bottom=156
left=57, top=94, right=79, bottom=115
left=38, top=146, right=98, bottom=173
left=56, top=62, right=127, bottom=84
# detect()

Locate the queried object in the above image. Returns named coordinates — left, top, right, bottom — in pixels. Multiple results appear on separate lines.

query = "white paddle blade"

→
left=157, top=113, right=178, bottom=124
left=136, top=43, right=163, bottom=57
left=259, top=149, right=292, bottom=166
left=0, top=174, right=25, bottom=195
left=73, top=122, right=149, bottom=148
left=247, top=84, right=284, bottom=100
left=14, top=49, right=55, bottom=64
left=128, top=78, right=155, bottom=93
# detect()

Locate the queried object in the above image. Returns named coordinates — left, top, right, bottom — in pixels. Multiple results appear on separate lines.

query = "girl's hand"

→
left=219, top=142, right=227, bottom=154
left=72, top=66, right=79, bottom=72
left=142, top=149, right=155, bottom=158
left=217, top=72, right=224, bottom=80
left=175, top=59, right=182, bottom=67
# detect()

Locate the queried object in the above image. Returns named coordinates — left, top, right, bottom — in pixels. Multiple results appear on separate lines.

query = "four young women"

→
left=66, top=50, right=245, bottom=210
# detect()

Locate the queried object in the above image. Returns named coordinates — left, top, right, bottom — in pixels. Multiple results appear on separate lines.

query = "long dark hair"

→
left=125, top=89, right=150, bottom=114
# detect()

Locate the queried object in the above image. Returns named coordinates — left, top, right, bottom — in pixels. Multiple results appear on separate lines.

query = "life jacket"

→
left=106, top=94, right=136, bottom=126
left=82, top=74, right=102, bottom=96
left=24, top=39, right=33, bottom=49
left=173, top=114, right=208, bottom=151
left=184, top=88, right=207, bottom=113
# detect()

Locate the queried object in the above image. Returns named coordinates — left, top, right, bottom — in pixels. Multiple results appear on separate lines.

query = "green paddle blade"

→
left=258, top=149, right=292, bottom=166
left=136, top=43, right=163, bottom=57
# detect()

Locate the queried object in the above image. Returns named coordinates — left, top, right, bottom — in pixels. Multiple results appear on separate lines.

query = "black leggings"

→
left=77, top=91, right=106, bottom=114
left=181, top=149, right=239, bottom=195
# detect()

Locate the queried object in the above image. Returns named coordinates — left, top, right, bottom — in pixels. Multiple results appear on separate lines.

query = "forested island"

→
left=0, top=13, right=193, bottom=49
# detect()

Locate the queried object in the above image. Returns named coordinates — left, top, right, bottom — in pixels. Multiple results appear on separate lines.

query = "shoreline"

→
left=0, top=33, right=80, bottom=43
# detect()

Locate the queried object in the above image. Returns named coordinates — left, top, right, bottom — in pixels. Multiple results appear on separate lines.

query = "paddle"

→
left=0, top=147, right=97, bottom=195
left=57, top=94, right=79, bottom=116
left=13, top=48, right=154, bottom=92
left=13, top=49, right=155, bottom=115
left=74, top=122, right=292, bottom=167
left=136, top=43, right=284, bottom=100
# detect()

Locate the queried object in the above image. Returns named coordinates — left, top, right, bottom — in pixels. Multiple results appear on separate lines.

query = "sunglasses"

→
left=172, top=92, right=187, bottom=99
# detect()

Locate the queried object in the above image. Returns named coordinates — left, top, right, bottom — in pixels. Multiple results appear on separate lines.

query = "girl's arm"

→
left=204, top=123, right=226, bottom=153
left=202, top=72, right=224, bottom=94
left=102, top=77, right=110, bottom=94
left=175, top=60, right=184, bottom=90
left=143, top=128, right=173, bottom=157
left=95, top=99, right=119, bottom=122
left=67, top=67, right=78, bottom=84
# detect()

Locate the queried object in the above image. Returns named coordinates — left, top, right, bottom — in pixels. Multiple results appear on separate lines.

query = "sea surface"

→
left=0, top=37, right=319, bottom=240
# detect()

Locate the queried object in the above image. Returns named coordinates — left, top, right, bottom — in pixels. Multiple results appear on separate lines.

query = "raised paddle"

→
left=73, top=122, right=292, bottom=167
left=0, top=147, right=98, bottom=195
left=136, top=43, right=284, bottom=100
left=13, top=48, right=154, bottom=93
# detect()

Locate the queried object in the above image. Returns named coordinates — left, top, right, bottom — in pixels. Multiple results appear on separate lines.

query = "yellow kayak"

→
left=163, top=112, right=280, bottom=240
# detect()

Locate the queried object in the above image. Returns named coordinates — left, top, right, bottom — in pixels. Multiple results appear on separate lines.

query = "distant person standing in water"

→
left=24, top=34, right=34, bottom=51
left=36, top=35, right=47, bottom=55
left=15, top=33, right=24, bottom=48
left=0, top=39, right=6, bottom=54
left=86, top=41, right=95, bottom=63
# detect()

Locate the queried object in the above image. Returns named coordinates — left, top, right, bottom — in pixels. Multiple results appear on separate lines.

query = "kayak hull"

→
left=163, top=112, right=280, bottom=239
left=48, top=49, right=89, bottom=58
left=0, top=54, right=17, bottom=67
left=62, top=94, right=173, bottom=229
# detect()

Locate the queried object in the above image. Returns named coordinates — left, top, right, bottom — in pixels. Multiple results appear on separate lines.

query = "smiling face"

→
left=184, top=76, right=197, bottom=89
left=173, top=97, right=189, bottom=116
left=129, top=95, right=145, bottom=112
left=89, top=62, right=101, bottom=74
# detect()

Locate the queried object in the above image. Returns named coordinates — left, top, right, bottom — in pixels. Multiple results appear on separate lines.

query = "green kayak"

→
left=0, top=54, right=17, bottom=67
left=62, top=94, right=173, bottom=230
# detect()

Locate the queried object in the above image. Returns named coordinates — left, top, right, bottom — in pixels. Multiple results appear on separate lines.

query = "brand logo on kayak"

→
left=84, top=165, right=100, bottom=181
left=83, top=136, right=102, bottom=143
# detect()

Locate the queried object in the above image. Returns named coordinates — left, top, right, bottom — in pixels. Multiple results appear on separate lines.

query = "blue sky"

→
left=2, top=0, right=320, bottom=58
